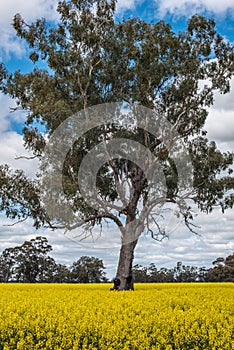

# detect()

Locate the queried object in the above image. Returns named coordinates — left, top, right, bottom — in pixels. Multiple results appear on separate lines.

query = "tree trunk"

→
left=112, top=239, right=138, bottom=291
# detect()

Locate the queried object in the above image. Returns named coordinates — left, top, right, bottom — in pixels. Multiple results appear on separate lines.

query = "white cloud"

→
left=0, top=216, right=38, bottom=251
left=0, top=29, right=26, bottom=60
left=0, top=93, right=28, bottom=131
left=206, top=108, right=234, bottom=145
left=0, top=0, right=58, bottom=28
left=157, top=0, right=234, bottom=17
left=116, top=0, right=143, bottom=13
left=134, top=207, right=234, bottom=269
left=0, top=0, right=58, bottom=59
left=0, top=93, right=38, bottom=177
left=0, top=94, right=11, bottom=132
left=0, top=131, right=39, bottom=177
left=205, top=77, right=234, bottom=151
left=213, top=78, right=234, bottom=112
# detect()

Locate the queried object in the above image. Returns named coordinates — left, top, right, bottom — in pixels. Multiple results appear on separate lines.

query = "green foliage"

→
left=132, top=252, right=234, bottom=282
left=70, top=256, right=106, bottom=283
left=0, top=236, right=53, bottom=282
left=0, top=165, right=48, bottom=228
left=0, top=0, right=233, bottom=268
left=207, top=253, right=234, bottom=281
left=0, top=237, right=106, bottom=283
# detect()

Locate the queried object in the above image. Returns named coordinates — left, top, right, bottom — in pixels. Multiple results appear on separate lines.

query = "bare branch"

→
left=146, top=212, right=169, bottom=241
left=15, top=155, right=37, bottom=160
left=184, top=217, right=201, bottom=235
left=67, top=212, right=124, bottom=231
left=4, top=217, right=28, bottom=227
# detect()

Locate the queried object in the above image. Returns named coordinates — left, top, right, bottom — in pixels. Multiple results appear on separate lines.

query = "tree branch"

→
left=66, top=212, right=124, bottom=231
left=15, top=155, right=37, bottom=160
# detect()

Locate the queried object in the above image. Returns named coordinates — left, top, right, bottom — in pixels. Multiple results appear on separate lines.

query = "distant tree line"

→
left=0, top=237, right=107, bottom=283
left=133, top=256, right=234, bottom=283
left=0, top=236, right=233, bottom=283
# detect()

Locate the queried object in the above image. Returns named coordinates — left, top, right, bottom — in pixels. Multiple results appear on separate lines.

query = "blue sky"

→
left=0, top=0, right=234, bottom=278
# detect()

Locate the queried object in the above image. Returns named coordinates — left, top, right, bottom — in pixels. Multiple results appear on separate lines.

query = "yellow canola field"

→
left=0, top=283, right=234, bottom=350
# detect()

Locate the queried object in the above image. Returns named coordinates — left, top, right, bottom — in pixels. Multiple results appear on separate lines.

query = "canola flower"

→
left=0, top=283, right=234, bottom=349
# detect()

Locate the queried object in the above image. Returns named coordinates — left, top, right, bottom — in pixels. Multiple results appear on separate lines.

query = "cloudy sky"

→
left=0, top=0, right=234, bottom=278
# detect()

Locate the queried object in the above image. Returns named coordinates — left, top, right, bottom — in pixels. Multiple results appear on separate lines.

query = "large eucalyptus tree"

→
left=0, top=0, right=233, bottom=289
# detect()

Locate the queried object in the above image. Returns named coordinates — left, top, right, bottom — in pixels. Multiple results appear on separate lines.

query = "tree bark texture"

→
left=112, top=239, right=138, bottom=290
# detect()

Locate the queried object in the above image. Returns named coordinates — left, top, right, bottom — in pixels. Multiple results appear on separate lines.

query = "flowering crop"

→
left=0, top=283, right=234, bottom=349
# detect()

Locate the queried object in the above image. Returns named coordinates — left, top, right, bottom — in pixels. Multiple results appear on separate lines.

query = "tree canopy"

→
left=0, top=237, right=106, bottom=283
left=0, top=0, right=234, bottom=290
left=0, top=236, right=54, bottom=282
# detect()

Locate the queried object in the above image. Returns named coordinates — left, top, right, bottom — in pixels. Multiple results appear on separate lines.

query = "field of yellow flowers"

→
left=0, top=283, right=234, bottom=349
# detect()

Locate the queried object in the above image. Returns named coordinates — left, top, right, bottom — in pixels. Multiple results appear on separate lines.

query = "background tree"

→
left=50, top=263, right=71, bottom=283
left=0, top=0, right=234, bottom=290
left=132, top=264, right=149, bottom=282
left=224, top=252, right=234, bottom=279
left=206, top=253, right=234, bottom=281
left=0, top=238, right=106, bottom=283
left=70, top=256, right=106, bottom=283
left=0, top=236, right=53, bottom=282
left=0, top=248, right=15, bottom=282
